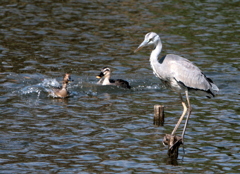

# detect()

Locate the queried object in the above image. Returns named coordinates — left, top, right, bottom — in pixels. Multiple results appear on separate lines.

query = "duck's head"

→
left=96, top=67, right=111, bottom=79
left=63, top=73, right=73, bottom=84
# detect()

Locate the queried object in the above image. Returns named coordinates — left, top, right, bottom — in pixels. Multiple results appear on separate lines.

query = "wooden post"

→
left=163, top=134, right=182, bottom=159
left=154, top=105, right=164, bottom=126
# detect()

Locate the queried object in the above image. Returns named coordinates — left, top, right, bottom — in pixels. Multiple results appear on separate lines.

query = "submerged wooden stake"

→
left=154, top=105, right=164, bottom=126
left=163, top=134, right=182, bottom=159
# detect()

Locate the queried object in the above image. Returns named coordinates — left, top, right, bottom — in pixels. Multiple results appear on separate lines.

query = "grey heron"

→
left=96, top=67, right=131, bottom=89
left=134, top=32, right=219, bottom=141
left=49, top=74, right=73, bottom=98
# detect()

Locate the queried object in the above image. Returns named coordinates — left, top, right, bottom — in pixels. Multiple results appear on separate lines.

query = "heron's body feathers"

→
left=152, top=54, right=218, bottom=98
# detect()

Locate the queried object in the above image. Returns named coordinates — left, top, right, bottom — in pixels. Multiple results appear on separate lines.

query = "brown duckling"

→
left=50, top=73, right=72, bottom=98
left=96, top=67, right=131, bottom=89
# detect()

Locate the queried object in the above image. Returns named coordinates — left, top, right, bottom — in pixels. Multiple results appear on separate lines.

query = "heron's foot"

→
left=169, top=137, right=183, bottom=150
left=162, top=134, right=173, bottom=146
left=163, top=134, right=183, bottom=149
left=162, top=135, right=168, bottom=146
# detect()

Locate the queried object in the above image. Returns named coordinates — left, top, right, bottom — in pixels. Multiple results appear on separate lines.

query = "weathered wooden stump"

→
left=153, top=105, right=164, bottom=126
left=163, top=134, right=182, bottom=159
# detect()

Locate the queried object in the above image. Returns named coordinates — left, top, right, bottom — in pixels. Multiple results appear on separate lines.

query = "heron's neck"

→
left=150, top=40, right=162, bottom=62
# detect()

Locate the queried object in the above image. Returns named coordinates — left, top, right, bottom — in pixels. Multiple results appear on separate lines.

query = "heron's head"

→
left=134, top=32, right=160, bottom=53
left=96, top=67, right=111, bottom=79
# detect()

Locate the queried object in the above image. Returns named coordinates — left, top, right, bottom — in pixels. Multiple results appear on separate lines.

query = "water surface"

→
left=0, top=0, right=239, bottom=173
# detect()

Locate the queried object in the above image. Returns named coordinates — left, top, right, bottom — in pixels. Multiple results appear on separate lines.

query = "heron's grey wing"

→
left=166, top=54, right=213, bottom=91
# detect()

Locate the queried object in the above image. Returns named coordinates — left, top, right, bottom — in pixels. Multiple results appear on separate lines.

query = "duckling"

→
left=50, top=73, right=72, bottom=98
left=96, top=67, right=131, bottom=89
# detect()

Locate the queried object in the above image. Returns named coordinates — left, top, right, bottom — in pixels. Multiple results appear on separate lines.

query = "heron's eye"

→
left=148, top=38, right=153, bottom=43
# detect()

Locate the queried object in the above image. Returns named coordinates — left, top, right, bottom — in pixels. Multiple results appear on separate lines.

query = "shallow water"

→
left=0, top=0, right=239, bottom=173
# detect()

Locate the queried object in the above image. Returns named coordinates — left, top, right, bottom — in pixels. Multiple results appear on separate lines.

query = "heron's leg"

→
left=171, top=94, right=188, bottom=135
left=181, top=90, right=192, bottom=139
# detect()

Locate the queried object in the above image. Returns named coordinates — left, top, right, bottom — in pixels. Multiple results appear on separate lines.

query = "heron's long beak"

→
left=96, top=72, right=104, bottom=79
left=134, top=40, right=148, bottom=53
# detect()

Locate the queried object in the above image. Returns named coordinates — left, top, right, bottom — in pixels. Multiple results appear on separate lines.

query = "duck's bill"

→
left=68, top=76, right=74, bottom=82
left=96, top=72, right=104, bottom=79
